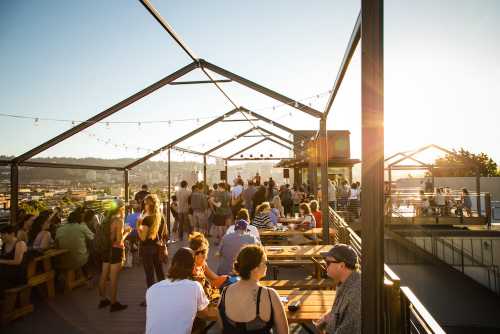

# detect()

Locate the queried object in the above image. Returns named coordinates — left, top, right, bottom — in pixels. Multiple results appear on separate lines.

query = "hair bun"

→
left=233, top=261, right=240, bottom=272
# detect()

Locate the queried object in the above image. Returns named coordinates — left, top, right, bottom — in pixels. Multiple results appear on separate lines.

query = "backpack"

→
left=95, top=217, right=112, bottom=254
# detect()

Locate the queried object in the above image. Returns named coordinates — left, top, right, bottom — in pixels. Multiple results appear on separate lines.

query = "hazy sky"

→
left=1, top=0, right=499, bottom=166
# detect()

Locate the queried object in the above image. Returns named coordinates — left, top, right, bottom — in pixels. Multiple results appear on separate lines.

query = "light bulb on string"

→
left=138, top=122, right=141, bottom=127
left=294, top=101, right=299, bottom=108
left=34, top=118, right=39, bottom=126
left=106, top=122, right=110, bottom=130
left=168, top=120, right=172, bottom=127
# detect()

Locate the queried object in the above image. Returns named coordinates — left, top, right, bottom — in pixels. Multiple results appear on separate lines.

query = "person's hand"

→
left=124, top=225, right=132, bottom=233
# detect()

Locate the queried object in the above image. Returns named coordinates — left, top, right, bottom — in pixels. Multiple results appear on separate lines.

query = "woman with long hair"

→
left=137, top=194, right=166, bottom=305
left=218, top=244, right=288, bottom=334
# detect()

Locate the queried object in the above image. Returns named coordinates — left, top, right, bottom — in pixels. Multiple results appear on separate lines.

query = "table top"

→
left=259, top=227, right=335, bottom=237
left=264, top=245, right=334, bottom=259
left=206, top=289, right=335, bottom=323
left=278, top=217, right=303, bottom=224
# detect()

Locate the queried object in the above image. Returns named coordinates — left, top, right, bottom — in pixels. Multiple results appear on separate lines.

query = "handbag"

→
left=157, top=218, right=169, bottom=264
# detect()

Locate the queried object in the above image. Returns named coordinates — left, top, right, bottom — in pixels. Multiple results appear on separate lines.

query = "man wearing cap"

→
left=316, top=243, right=361, bottom=334
left=216, top=210, right=260, bottom=275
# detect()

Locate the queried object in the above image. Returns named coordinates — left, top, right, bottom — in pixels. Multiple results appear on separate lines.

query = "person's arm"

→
left=267, top=288, right=289, bottom=334
left=81, top=223, right=95, bottom=241
left=39, top=231, right=52, bottom=250
left=0, top=241, right=27, bottom=265
left=204, top=263, right=222, bottom=282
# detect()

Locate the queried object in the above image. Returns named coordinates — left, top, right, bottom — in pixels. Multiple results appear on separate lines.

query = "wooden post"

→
left=167, top=149, right=171, bottom=229
left=361, top=0, right=385, bottom=332
left=475, top=167, right=481, bottom=216
left=320, top=117, right=330, bottom=244
left=124, top=169, right=129, bottom=202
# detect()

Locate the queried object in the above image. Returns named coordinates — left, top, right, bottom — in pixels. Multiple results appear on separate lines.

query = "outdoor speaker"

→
left=220, top=171, right=227, bottom=180
left=283, top=168, right=290, bottom=178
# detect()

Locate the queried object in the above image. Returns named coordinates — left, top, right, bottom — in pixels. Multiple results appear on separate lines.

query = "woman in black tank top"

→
left=217, top=245, right=288, bottom=334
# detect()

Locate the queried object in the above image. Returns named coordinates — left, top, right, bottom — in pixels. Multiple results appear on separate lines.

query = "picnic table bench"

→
left=259, top=228, right=336, bottom=245
left=27, top=248, right=68, bottom=298
left=206, top=289, right=335, bottom=331
left=261, top=279, right=335, bottom=290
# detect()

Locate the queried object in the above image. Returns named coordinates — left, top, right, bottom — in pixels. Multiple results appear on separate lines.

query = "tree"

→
left=433, top=148, right=499, bottom=177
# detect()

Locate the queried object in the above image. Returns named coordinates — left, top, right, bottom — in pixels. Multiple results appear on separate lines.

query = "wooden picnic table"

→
left=259, top=228, right=335, bottom=238
left=261, top=279, right=336, bottom=290
left=278, top=217, right=303, bottom=224
left=26, top=248, right=68, bottom=298
left=264, top=245, right=334, bottom=259
left=206, top=289, right=335, bottom=325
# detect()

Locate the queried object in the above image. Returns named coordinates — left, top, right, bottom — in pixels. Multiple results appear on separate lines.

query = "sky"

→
left=0, top=0, right=499, bottom=167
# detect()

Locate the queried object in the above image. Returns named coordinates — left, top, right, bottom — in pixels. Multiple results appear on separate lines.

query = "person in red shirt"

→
left=310, top=200, right=322, bottom=228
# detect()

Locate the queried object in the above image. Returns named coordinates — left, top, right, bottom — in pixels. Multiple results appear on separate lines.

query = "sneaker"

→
left=98, top=299, right=111, bottom=309
left=110, top=302, right=128, bottom=312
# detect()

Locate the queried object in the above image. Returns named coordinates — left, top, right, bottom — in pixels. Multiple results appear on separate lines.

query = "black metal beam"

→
left=139, top=0, right=198, bottom=62
left=124, top=170, right=129, bottom=202
left=265, top=137, right=293, bottom=151
left=13, top=62, right=198, bottom=163
left=255, top=126, right=293, bottom=145
left=169, top=79, right=231, bottom=85
left=204, top=128, right=255, bottom=155
left=10, top=164, right=19, bottom=226
left=226, top=138, right=267, bottom=160
left=324, top=12, right=361, bottom=118
left=200, top=61, right=323, bottom=118
left=239, top=107, right=302, bottom=136
left=20, top=161, right=124, bottom=171
left=221, top=118, right=259, bottom=122
left=228, top=157, right=291, bottom=161
left=361, top=0, right=384, bottom=333
left=126, top=108, right=240, bottom=169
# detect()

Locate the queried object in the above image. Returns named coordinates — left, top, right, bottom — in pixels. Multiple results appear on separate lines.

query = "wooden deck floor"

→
left=3, top=238, right=314, bottom=334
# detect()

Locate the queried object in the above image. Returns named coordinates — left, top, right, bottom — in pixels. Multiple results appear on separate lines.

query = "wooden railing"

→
left=329, top=207, right=445, bottom=333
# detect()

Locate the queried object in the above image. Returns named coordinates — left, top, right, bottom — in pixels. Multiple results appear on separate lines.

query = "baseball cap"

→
left=321, top=244, right=358, bottom=267
left=234, top=219, right=249, bottom=231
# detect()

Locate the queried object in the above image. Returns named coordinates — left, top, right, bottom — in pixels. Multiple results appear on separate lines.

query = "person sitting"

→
left=299, top=203, right=316, bottom=230
left=32, top=214, right=53, bottom=252
left=462, top=188, right=472, bottom=217
left=16, top=214, right=34, bottom=243
left=189, top=232, right=227, bottom=295
left=0, top=225, right=28, bottom=296
left=146, top=247, right=209, bottom=334
left=310, top=200, right=323, bottom=228
left=218, top=244, right=288, bottom=334
left=217, top=217, right=260, bottom=275
left=55, top=207, right=94, bottom=271
left=252, top=202, right=273, bottom=229
left=225, top=209, right=260, bottom=241
left=28, top=210, right=55, bottom=246
left=315, top=244, right=361, bottom=333
left=269, top=195, right=284, bottom=226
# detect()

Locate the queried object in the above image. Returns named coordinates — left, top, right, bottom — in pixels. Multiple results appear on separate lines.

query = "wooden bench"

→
left=26, top=249, right=68, bottom=298
left=62, top=268, right=87, bottom=294
left=0, top=285, right=33, bottom=325
left=261, top=279, right=335, bottom=290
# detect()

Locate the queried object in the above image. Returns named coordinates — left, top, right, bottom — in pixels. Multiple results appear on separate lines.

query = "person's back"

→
left=252, top=212, right=272, bottom=229
left=146, top=278, right=208, bottom=334
left=125, top=211, right=140, bottom=238
left=56, top=223, right=94, bottom=269
left=217, top=232, right=259, bottom=275
left=190, top=191, right=207, bottom=212
left=175, top=186, right=192, bottom=214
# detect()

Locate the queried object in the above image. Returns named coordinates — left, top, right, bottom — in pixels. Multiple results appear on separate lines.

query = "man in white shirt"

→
left=175, top=180, right=192, bottom=241
left=146, top=247, right=209, bottom=334
left=225, top=208, right=260, bottom=241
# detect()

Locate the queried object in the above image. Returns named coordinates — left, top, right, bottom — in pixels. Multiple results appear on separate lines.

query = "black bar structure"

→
left=12, top=62, right=198, bottom=164
left=167, top=149, right=171, bottom=233
left=20, top=161, right=124, bottom=171
left=169, top=79, right=232, bottom=85
left=203, top=155, right=207, bottom=193
left=361, top=0, right=384, bottom=333
left=124, top=169, right=129, bottom=202
left=319, top=117, right=330, bottom=244
left=10, top=164, right=19, bottom=226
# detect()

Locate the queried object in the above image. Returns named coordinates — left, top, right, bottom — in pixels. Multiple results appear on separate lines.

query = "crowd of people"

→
left=1, top=175, right=363, bottom=334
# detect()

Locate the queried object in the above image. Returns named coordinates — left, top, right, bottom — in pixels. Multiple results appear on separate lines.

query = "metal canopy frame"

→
left=6, top=2, right=393, bottom=332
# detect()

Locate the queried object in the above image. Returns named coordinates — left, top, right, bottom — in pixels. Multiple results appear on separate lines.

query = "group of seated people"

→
left=146, top=239, right=361, bottom=334
left=416, top=187, right=473, bottom=217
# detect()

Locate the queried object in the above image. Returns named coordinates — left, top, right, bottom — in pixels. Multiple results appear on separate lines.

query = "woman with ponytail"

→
left=137, top=194, right=166, bottom=304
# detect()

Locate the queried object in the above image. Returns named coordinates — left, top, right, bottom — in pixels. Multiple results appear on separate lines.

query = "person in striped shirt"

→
left=251, top=202, right=273, bottom=229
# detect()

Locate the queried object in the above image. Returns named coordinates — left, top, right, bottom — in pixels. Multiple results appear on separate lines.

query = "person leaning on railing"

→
left=315, top=244, right=361, bottom=334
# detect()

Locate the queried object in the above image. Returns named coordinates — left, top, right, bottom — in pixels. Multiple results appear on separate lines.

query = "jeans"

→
left=141, top=244, right=165, bottom=288
left=177, top=212, right=192, bottom=240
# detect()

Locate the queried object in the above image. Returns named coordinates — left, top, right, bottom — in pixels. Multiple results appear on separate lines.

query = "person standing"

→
left=137, top=194, right=166, bottom=306
left=327, top=179, right=337, bottom=211
left=315, top=244, right=361, bottom=333
left=213, top=183, right=232, bottom=245
left=97, top=199, right=131, bottom=312
left=190, top=184, right=209, bottom=235
left=175, top=180, right=192, bottom=241
left=242, top=180, right=257, bottom=218
left=135, top=184, right=150, bottom=210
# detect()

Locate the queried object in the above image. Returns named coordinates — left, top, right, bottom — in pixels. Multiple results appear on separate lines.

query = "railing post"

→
left=485, top=193, right=491, bottom=229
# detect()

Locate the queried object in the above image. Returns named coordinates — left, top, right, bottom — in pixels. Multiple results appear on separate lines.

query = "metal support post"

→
left=124, top=169, right=129, bottom=202
left=361, top=0, right=385, bottom=332
left=475, top=168, right=481, bottom=215
left=10, top=164, right=19, bottom=226
left=167, top=149, right=171, bottom=230
left=203, top=155, right=207, bottom=193
left=319, top=117, right=330, bottom=244
left=224, top=160, right=228, bottom=184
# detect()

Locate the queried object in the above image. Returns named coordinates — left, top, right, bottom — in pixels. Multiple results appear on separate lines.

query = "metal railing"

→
left=329, top=207, right=445, bottom=333
left=407, top=235, right=500, bottom=295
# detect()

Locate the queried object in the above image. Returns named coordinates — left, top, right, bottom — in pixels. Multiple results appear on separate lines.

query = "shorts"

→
left=110, top=247, right=124, bottom=265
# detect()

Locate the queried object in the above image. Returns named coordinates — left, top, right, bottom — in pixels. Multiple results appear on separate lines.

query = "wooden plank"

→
left=265, top=245, right=333, bottom=259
